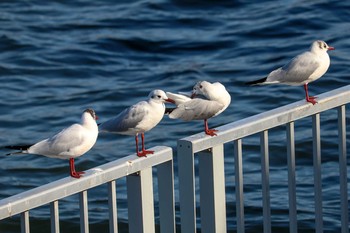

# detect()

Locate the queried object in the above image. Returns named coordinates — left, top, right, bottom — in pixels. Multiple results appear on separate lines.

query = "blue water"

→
left=0, top=0, right=349, bottom=232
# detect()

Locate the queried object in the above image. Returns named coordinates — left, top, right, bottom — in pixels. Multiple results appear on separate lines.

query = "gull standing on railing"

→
left=166, top=80, right=231, bottom=136
left=99, top=90, right=175, bottom=157
left=246, top=40, right=334, bottom=104
left=6, top=109, right=99, bottom=178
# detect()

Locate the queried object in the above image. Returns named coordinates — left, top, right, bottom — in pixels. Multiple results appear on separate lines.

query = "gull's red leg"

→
left=137, top=133, right=154, bottom=157
left=304, top=83, right=317, bottom=105
left=204, top=119, right=218, bottom=136
left=135, top=134, right=140, bottom=155
left=69, top=158, right=84, bottom=178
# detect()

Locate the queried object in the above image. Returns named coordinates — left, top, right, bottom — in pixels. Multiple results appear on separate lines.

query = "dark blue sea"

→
left=0, top=0, right=349, bottom=232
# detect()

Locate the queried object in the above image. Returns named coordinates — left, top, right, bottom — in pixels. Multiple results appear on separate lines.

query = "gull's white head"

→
left=192, top=81, right=211, bottom=97
left=148, top=89, right=175, bottom=104
left=83, top=108, right=98, bottom=121
left=311, top=40, right=335, bottom=54
left=81, top=108, right=98, bottom=129
left=191, top=81, right=227, bottom=101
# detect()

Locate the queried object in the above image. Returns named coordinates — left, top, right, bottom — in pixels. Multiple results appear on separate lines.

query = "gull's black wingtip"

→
left=245, top=77, right=267, bottom=85
left=4, top=145, right=32, bottom=151
left=4, top=145, right=32, bottom=150
left=165, top=108, right=175, bottom=115
left=3, top=145, right=31, bottom=156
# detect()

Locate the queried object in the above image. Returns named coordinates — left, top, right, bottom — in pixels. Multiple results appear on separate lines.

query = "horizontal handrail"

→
left=180, top=85, right=350, bottom=152
left=0, top=146, right=173, bottom=220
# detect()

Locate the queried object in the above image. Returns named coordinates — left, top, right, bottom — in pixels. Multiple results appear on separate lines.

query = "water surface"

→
left=0, top=1, right=349, bottom=232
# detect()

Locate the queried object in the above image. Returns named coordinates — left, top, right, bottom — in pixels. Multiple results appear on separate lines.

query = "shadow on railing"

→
left=0, top=146, right=175, bottom=233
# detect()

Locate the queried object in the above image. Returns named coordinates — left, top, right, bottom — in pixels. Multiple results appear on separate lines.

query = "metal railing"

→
left=177, top=85, right=350, bottom=233
left=1, top=85, right=349, bottom=233
left=0, top=146, right=175, bottom=233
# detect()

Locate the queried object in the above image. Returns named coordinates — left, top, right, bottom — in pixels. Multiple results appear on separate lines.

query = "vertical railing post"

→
left=79, top=190, right=89, bottom=233
left=157, top=160, right=176, bottom=233
left=260, top=130, right=271, bottom=233
left=21, top=211, right=30, bottom=233
left=286, top=122, right=297, bottom=233
left=234, top=139, right=245, bottom=233
left=50, top=201, right=60, bottom=233
left=312, top=114, right=323, bottom=233
left=338, top=105, right=348, bottom=233
left=178, top=140, right=196, bottom=233
left=198, top=144, right=227, bottom=233
left=108, top=180, right=118, bottom=233
left=127, top=167, right=155, bottom=233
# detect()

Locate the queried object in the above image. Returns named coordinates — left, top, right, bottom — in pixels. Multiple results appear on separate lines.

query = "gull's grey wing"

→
left=279, top=52, right=320, bottom=83
left=28, top=124, right=86, bottom=157
left=169, top=98, right=224, bottom=121
left=99, top=101, right=148, bottom=133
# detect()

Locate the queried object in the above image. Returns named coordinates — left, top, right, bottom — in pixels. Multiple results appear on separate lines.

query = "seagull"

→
left=6, top=109, right=99, bottom=178
left=246, top=40, right=334, bottom=105
left=166, top=80, right=231, bottom=136
left=99, top=90, right=175, bottom=157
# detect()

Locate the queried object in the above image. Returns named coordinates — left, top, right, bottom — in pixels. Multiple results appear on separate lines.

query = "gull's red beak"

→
left=328, top=46, right=335, bottom=50
left=166, top=98, right=175, bottom=104
left=190, top=93, right=196, bottom=98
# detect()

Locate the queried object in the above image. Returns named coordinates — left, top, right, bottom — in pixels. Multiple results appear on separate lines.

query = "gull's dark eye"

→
left=157, top=95, right=161, bottom=98
left=199, top=85, right=203, bottom=89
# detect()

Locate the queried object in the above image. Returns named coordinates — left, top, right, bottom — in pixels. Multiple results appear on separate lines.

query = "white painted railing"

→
left=177, top=85, right=349, bottom=233
left=0, top=146, right=175, bottom=233
left=1, top=85, right=349, bottom=233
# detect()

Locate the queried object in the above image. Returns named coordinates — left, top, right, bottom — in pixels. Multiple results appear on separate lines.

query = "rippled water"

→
left=0, top=0, right=349, bottom=232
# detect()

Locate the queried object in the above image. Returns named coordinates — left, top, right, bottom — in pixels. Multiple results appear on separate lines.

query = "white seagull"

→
left=166, top=80, right=231, bottom=136
left=6, top=109, right=99, bottom=178
left=246, top=40, right=334, bottom=104
left=99, top=90, right=175, bottom=157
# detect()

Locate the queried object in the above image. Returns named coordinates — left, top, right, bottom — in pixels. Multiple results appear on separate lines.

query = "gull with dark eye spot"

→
left=166, top=81, right=231, bottom=136
left=99, top=90, right=175, bottom=157
left=246, top=40, right=334, bottom=105
left=6, top=109, right=99, bottom=178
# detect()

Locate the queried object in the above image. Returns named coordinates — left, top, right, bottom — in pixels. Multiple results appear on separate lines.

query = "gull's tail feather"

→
left=4, top=145, right=32, bottom=156
left=245, top=77, right=267, bottom=85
